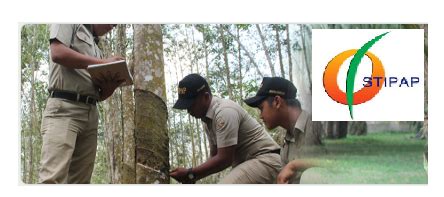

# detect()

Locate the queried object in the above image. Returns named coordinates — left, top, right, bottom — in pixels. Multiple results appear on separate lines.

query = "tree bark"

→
left=348, top=121, right=367, bottom=136
left=219, top=25, right=233, bottom=100
left=202, top=30, right=210, bottom=80
left=256, top=24, right=276, bottom=77
left=286, top=24, right=294, bottom=82
left=100, top=32, right=125, bottom=183
left=325, top=121, right=348, bottom=139
left=188, top=115, right=197, bottom=167
left=118, top=25, right=137, bottom=183
left=237, top=26, right=244, bottom=106
left=27, top=57, right=36, bottom=184
left=133, top=24, right=170, bottom=183
left=299, top=25, right=312, bottom=91
left=225, top=28, right=263, bottom=77
left=275, top=26, right=285, bottom=78
left=195, top=118, right=203, bottom=164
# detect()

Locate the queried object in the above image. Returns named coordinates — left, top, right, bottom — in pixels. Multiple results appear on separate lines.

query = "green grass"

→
left=302, top=132, right=428, bottom=184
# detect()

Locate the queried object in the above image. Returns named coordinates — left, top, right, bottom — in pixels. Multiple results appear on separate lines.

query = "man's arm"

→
left=209, top=144, right=217, bottom=157
left=277, top=159, right=319, bottom=184
left=50, top=40, right=112, bottom=69
left=50, top=39, right=124, bottom=100
left=170, top=145, right=235, bottom=183
left=192, top=145, right=235, bottom=180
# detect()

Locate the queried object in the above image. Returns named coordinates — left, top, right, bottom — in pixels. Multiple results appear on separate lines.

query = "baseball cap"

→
left=244, top=77, right=297, bottom=107
left=173, top=73, right=209, bottom=109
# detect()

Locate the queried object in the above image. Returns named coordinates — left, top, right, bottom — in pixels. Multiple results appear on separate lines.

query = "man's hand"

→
left=50, top=41, right=125, bottom=69
left=102, top=56, right=125, bottom=64
left=93, top=71, right=124, bottom=101
left=170, top=167, right=194, bottom=184
left=277, top=159, right=318, bottom=184
left=277, top=163, right=296, bottom=184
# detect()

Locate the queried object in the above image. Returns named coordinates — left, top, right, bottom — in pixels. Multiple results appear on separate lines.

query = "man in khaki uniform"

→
left=170, top=74, right=282, bottom=184
left=244, top=77, right=323, bottom=184
left=38, top=24, right=123, bottom=183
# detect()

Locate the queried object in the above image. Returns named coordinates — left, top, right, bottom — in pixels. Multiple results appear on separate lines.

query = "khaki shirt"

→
left=48, top=24, right=102, bottom=98
left=281, top=110, right=323, bottom=164
left=203, top=97, right=280, bottom=167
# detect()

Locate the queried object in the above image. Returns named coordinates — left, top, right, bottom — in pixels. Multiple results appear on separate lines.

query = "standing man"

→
left=244, top=77, right=323, bottom=184
left=39, top=24, right=123, bottom=183
left=170, top=74, right=282, bottom=184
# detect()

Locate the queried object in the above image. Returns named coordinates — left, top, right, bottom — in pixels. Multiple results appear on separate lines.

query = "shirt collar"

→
left=204, top=97, right=218, bottom=122
left=294, top=110, right=309, bottom=133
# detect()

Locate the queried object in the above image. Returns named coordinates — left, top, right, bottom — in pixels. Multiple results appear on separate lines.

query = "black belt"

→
left=50, top=90, right=98, bottom=105
left=270, top=149, right=281, bottom=155
left=261, top=149, right=280, bottom=155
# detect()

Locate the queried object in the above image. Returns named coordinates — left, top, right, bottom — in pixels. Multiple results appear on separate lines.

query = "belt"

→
left=260, top=149, right=281, bottom=156
left=50, top=90, right=98, bottom=105
left=270, top=149, right=281, bottom=155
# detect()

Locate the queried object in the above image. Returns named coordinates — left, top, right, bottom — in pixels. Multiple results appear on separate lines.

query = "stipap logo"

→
left=313, top=29, right=424, bottom=121
left=323, top=32, right=388, bottom=119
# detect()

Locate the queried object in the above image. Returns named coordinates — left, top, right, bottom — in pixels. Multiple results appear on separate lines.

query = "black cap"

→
left=173, top=73, right=209, bottom=109
left=244, top=77, right=297, bottom=107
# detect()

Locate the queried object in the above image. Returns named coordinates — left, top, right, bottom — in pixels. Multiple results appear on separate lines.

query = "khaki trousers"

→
left=38, top=98, right=98, bottom=184
left=219, top=153, right=282, bottom=184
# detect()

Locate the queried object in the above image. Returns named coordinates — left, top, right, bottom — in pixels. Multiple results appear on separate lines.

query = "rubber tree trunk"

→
left=133, top=24, right=170, bottom=183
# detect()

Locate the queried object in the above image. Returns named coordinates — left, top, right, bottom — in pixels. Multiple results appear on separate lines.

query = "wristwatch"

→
left=187, top=167, right=195, bottom=181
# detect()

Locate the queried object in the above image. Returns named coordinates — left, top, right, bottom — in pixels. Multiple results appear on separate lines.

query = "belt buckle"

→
left=86, top=96, right=96, bottom=105
left=85, top=96, right=92, bottom=104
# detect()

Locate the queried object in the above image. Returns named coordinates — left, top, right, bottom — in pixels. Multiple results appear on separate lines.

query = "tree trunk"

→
left=27, top=58, right=36, bottom=183
left=191, top=25, right=200, bottom=74
left=188, top=115, right=197, bottom=167
left=237, top=26, right=244, bottom=106
left=118, top=24, right=137, bottom=183
left=22, top=122, right=27, bottom=182
left=174, top=49, right=188, bottom=166
left=195, top=118, right=203, bottom=164
left=202, top=129, right=209, bottom=161
left=256, top=24, right=275, bottom=77
left=275, top=26, right=285, bottom=78
left=203, top=30, right=210, bottom=80
left=225, top=29, right=264, bottom=77
left=219, top=25, right=233, bottom=100
left=325, top=121, right=348, bottom=139
left=348, top=121, right=367, bottom=136
left=286, top=24, right=294, bottom=82
left=101, top=31, right=125, bottom=183
left=299, top=24, right=312, bottom=91
left=185, top=26, right=195, bottom=73
left=133, top=24, right=169, bottom=183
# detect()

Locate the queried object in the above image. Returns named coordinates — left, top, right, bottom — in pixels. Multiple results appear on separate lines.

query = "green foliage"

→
left=20, top=24, right=49, bottom=183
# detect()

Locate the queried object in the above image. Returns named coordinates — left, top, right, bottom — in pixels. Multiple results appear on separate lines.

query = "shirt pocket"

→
left=72, top=27, right=95, bottom=56
left=76, top=30, right=93, bottom=46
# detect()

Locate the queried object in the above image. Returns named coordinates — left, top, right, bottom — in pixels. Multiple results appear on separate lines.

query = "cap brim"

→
left=173, top=98, right=195, bottom=110
left=244, top=96, right=267, bottom=107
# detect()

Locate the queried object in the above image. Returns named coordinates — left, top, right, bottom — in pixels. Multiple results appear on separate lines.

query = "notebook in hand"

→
left=87, top=60, right=133, bottom=87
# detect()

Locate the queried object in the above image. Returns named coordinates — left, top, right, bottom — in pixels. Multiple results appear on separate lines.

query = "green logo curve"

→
left=346, top=32, right=389, bottom=119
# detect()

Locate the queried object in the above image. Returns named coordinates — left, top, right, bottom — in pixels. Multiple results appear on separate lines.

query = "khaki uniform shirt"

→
left=281, top=110, right=322, bottom=164
left=48, top=24, right=102, bottom=98
left=281, top=110, right=323, bottom=183
left=203, top=97, right=280, bottom=167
